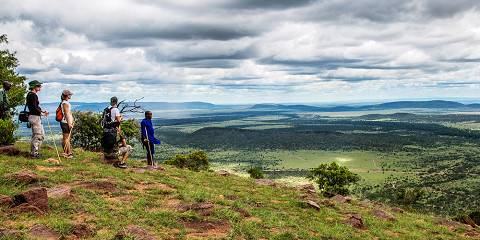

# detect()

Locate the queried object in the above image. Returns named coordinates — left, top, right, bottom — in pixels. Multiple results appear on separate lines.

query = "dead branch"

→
left=118, top=97, right=145, bottom=114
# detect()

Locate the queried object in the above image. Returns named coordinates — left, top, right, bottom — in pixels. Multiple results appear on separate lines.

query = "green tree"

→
left=120, top=119, right=141, bottom=144
left=71, top=111, right=103, bottom=151
left=308, top=162, right=360, bottom=197
left=0, top=119, right=16, bottom=145
left=247, top=166, right=264, bottom=179
left=0, top=34, right=27, bottom=112
left=0, top=34, right=28, bottom=145
left=165, top=150, right=209, bottom=171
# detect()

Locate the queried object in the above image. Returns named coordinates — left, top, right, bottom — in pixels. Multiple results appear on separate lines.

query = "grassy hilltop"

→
left=0, top=143, right=479, bottom=239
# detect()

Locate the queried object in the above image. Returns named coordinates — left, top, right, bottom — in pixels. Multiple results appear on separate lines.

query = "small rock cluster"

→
left=2, top=171, right=50, bottom=215
left=6, top=187, right=49, bottom=215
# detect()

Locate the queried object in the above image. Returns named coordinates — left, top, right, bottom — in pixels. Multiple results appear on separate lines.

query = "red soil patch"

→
left=183, top=219, right=230, bottom=238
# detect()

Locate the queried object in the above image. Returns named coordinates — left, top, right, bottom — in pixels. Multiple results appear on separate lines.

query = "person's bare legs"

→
left=121, top=151, right=129, bottom=164
left=62, top=132, right=72, bottom=156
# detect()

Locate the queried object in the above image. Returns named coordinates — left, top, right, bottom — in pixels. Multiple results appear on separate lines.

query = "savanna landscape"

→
left=3, top=0, right=480, bottom=239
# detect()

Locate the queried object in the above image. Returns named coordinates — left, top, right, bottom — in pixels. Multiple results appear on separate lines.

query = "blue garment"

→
left=141, top=119, right=161, bottom=145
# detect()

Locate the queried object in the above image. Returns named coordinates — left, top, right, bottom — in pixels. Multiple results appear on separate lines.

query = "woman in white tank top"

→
left=60, top=90, right=74, bottom=158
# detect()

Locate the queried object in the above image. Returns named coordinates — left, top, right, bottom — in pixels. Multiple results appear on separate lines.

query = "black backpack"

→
left=101, top=107, right=119, bottom=129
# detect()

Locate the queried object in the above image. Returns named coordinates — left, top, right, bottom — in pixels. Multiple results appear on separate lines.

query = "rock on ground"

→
left=255, top=179, right=276, bottom=186
left=297, top=184, right=316, bottom=193
left=371, top=209, right=396, bottom=221
left=81, top=180, right=117, bottom=192
left=391, top=207, right=404, bottom=213
left=114, top=225, right=157, bottom=240
left=71, top=223, right=95, bottom=238
left=29, top=224, right=60, bottom=240
left=216, top=170, right=230, bottom=176
left=304, top=200, right=321, bottom=210
left=9, top=203, right=44, bottom=215
left=47, top=186, right=72, bottom=199
left=0, top=228, right=23, bottom=239
left=345, top=214, right=365, bottom=229
left=330, top=194, right=352, bottom=203
left=4, top=170, right=42, bottom=184
left=0, top=145, right=21, bottom=156
left=183, top=220, right=230, bottom=238
left=13, top=187, right=49, bottom=212
left=177, top=202, right=216, bottom=216
left=0, top=195, right=13, bottom=207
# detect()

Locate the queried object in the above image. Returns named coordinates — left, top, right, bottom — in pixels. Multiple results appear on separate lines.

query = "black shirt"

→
left=26, top=92, right=42, bottom=116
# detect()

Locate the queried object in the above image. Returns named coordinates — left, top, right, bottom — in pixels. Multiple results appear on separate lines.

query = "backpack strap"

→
left=23, top=92, right=31, bottom=112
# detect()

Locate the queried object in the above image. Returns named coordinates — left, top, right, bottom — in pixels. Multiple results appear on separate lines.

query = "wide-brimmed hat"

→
left=62, top=89, right=73, bottom=96
left=28, top=80, right=43, bottom=89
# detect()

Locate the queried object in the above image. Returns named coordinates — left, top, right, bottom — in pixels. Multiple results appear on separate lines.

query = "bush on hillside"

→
left=308, top=162, right=360, bottom=197
left=165, top=150, right=209, bottom=171
left=71, top=111, right=103, bottom=151
left=0, top=119, right=17, bottom=146
left=396, top=187, right=425, bottom=205
left=247, top=166, right=264, bottom=179
left=120, top=119, right=141, bottom=144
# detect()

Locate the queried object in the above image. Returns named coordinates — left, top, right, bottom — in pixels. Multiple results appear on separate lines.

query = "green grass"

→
left=264, top=150, right=410, bottom=184
left=1, top=142, right=476, bottom=239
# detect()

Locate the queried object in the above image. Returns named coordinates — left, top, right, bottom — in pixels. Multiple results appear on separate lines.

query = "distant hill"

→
left=39, top=101, right=221, bottom=113
left=251, top=100, right=480, bottom=112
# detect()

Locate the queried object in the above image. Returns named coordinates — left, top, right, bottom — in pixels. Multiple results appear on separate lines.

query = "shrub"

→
left=71, top=111, right=103, bottom=151
left=165, top=150, right=209, bottom=171
left=120, top=119, right=140, bottom=144
left=396, top=187, right=425, bottom=205
left=1, top=34, right=27, bottom=112
left=247, top=167, right=264, bottom=179
left=1, top=34, right=27, bottom=145
left=0, top=119, right=17, bottom=145
left=308, top=162, right=360, bottom=197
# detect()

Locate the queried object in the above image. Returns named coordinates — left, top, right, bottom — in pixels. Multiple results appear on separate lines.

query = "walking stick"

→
left=46, top=116, right=61, bottom=162
left=144, top=126, right=155, bottom=166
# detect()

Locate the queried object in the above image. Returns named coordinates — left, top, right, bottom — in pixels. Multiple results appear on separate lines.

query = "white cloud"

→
left=1, top=0, right=480, bottom=103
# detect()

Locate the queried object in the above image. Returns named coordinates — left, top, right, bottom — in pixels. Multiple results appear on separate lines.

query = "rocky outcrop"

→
left=330, top=194, right=352, bottom=203
left=371, top=209, right=396, bottom=221
left=29, top=224, right=60, bottom=240
left=0, top=195, right=13, bottom=207
left=12, top=187, right=49, bottom=213
left=255, top=179, right=276, bottom=186
left=71, top=223, right=95, bottom=238
left=304, top=200, right=321, bottom=210
left=4, top=170, right=43, bottom=184
left=47, top=185, right=72, bottom=199
left=345, top=214, right=365, bottom=229
left=0, top=145, right=21, bottom=156
left=114, top=225, right=157, bottom=240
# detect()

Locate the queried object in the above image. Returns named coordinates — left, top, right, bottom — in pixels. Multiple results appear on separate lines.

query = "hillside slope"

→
left=0, top=143, right=478, bottom=239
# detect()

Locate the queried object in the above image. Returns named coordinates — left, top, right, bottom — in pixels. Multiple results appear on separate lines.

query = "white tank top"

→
left=61, top=100, right=71, bottom=123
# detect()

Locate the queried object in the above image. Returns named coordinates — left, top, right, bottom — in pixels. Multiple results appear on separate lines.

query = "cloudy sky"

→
left=1, top=0, right=480, bottom=104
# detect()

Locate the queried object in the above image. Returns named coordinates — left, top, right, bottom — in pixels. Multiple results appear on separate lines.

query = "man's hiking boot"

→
left=114, top=162, right=127, bottom=169
left=30, top=153, right=41, bottom=159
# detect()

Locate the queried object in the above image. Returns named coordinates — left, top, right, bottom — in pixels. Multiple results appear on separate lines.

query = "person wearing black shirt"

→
left=26, top=80, right=48, bottom=158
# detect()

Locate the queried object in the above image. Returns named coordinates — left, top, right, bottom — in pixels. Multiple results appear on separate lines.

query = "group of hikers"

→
left=0, top=80, right=161, bottom=168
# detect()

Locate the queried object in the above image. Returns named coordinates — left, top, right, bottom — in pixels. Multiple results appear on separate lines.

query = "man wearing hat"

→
left=60, top=90, right=74, bottom=158
left=26, top=80, right=48, bottom=158
left=0, top=81, right=13, bottom=119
